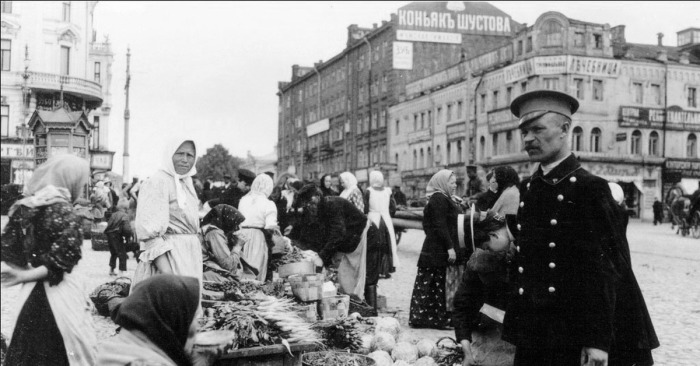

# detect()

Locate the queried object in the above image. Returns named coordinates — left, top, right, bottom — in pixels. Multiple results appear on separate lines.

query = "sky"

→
left=93, top=1, right=700, bottom=179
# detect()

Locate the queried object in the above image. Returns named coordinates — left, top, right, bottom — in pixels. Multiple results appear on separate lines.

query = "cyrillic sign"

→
left=406, top=62, right=466, bottom=96
left=397, top=2, right=514, bottom=37
left=619, top=106, right=700, bottom=131
left=487, top=107, right=518, bottom=133
left=396, top=30, right=461, bottom=44
left=1, top=144, right=35, bottom=158
left=393, top=41, right=414, bottom=70
left=503, top=56, right=621, bottom=84
left=665, top=159, right=700, bottom=178
left=306, top=119, right=330, bottom=137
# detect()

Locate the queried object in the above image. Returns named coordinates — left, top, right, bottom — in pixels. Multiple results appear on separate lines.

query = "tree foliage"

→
left=195, top=144, right=244, bottom=181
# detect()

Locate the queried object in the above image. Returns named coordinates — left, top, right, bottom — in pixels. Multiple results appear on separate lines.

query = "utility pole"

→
left=123, top=47, right=131, bottom=181
left=362, top=37, right=372, bottom=169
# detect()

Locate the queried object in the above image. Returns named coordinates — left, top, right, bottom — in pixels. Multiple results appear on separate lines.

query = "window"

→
left=574, top=78, right=584, bottom=99
left=526, top=36, right=533, bottom=52
left=437, top=107, right=442, bottom=124
left=1, top=39, right=9, bottom=71
left=574, top=32, right=585, bottom=47
left=395, top=120, right=400, bottom=135
left=412, top=150, right=417, bottom=169
left=94, top=62, right=101, bottom=83
left=1, top=1, right=12, bottom=13
left=1, top=105, right=8, bottom=137
left=506, top=87, right=512, bottom=104
left=457, top=141, right=463, bottom=162
left=506, top=131, right=513, bottom=153
left=92, top=116, right=100, bottom=148
left=689, top=87, right=698, bottom=108
left=517, top=40, right=523, bottom=55
left=543, top=20, right=563, bottom=46
left=395, top=153, right=399, bottom=165
left=413, top=114, right=418, bottom=131
left=457, top=101, right=463, bottom=118
left=446, top=142, right=451, bottom=165
left=590, top=128, right=601, bottom=152
left=381, top=74, right=387, bottom=93
left=521, top=81, right=527, bottom=93
left=446, top=104, right=452, bottom=122
left=427, top=147, right=432, bottom=167
left=651, top=84, right=661, bottom=105
left=60, top=46, right=70, bottom=75
left=62, top=2, right=71, bottom=22
left=633, top=82, right=643, bottom=103
left=480, top=94, right=486, bottom=113
left=594, top=34, right=603, bottom=49
left=427, top=110, right=432, bottom=128
left=649, top=131, right=659, bottom=156
left=492, top=90, right=499, bottom=110
left=420, top=112, right=425, bottom=129
left=543, top=77, right=559, bottom=91
left=420, top=148, right=424, bottom=169
left=479, top=136, right=485, bottom=159
left=631, top=130, right=642, bottom=155
left=688, top=133, right=698, bottom=158
left=492, top=133, right=499, bottom=155
left=593, top=80, right=604, bottom=101
left=572, top=126, right=583, bottom=151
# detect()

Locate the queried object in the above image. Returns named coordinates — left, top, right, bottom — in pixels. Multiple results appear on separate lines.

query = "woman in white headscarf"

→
left=237, top=174, right=279, bottom=281
left=132, top=138, right=203, bottom=290
left=2, top=154, right=97, bottom=365
left=340, top=171, right=364, bottom=212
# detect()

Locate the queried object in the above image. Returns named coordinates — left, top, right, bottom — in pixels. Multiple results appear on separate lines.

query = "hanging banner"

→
left=393, top=41, right=414, bottom=70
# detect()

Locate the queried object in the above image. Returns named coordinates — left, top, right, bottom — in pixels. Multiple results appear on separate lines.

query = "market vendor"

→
left=287, top=184, right=370, bottom=301
left=200, top=204, right=254, bottom=282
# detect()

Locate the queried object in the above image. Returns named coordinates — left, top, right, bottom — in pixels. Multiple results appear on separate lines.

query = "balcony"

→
left=408, top=129, right=431, bottom=144
left=1, top=71, right=103, bottom=103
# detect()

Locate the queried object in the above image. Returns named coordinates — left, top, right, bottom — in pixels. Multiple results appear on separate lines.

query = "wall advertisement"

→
left=503, top=56, right=622, bottom=84
left=397, top=2, right=514, bottom=37
left=619, top=105, right=700, bottom=131
left=393, top=41, right=414, bottom=70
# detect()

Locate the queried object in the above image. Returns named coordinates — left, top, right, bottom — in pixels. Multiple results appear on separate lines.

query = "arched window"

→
left=543, top=20, right=563, bottom=46
left=506, top=131, right=513, bottom=153
left=435, top=145, right=441, bottom=164
left=480, top=136, right=486, bottom=160
left=446, top=142, right=452, bottom=165
left=413, top=149, right=417, bottom=169
left=590, top=128, right=602, bottom=152
left=649, top=131, right=659, bottom=156
left=420, top=148, right=425, bottom=169
left=572, top=126, right=583, bottom=151
left=688, top=133, right=698, bottom=158
left=395, top=153, right=399, bottom=165
left=427, top=147, right=432, bottom=167
left=457, top=141, right=463, bottom=163
left=631, top=130, right=642, bottom=155
left=492, top=133, right=499, bottom=155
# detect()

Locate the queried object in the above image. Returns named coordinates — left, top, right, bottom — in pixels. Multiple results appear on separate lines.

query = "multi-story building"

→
left=276, top=2, right=519, bottom=185
left=389, top=11, right=699, bottom=220
left=1, top=1, right=113, bottom=185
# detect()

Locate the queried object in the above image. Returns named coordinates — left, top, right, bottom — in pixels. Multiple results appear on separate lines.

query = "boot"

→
left=365, top=285, right=378, bottom=313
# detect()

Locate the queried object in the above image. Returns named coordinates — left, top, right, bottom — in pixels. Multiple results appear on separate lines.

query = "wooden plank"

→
left=392, top=218, right=423, bottom=230
left=219, top=342, right=318, bottom=359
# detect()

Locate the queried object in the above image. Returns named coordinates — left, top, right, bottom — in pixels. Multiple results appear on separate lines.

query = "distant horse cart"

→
left=666, top=185, right=700, bottom=238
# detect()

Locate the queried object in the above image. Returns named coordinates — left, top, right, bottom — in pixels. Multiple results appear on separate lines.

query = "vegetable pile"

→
left=200, top=301, right=278, bottom=350
left=303, top=351, right=375, bottom=366
left=203, top=279, right=285, bottom=300
left=313, top=317, right=364, bottom=351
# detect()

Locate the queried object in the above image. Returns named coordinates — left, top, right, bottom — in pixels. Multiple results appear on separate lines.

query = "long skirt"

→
left=445, top=263, right=466, bottom=312
left=409, top=267, right=450, bottom=329
left=335, top=220, right=370, bottom=300
left=6, top=273, right=97, bottom=366
left=132, top=234, right=203, bottom=288
left=238, top=228, right=269, bottom=282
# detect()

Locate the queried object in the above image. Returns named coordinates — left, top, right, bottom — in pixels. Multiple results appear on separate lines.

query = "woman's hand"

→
left=1, top=263, right=49, bottom=287
left=448, top=249, right=457, bottom=263
left=461, top=340, right=475, bottom=366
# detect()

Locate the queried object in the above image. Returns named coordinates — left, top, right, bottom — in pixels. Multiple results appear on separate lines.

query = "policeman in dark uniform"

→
left=503, top=90, right=658, bottom=366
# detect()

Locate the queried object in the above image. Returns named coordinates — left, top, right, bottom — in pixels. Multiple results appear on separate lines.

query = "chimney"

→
left=382, top=20, right=388, bottom=26
left=680, top=51, right=690, bottom=65
left=657, top=32, right=664, bottom=46
left=656, top=49, right=668, bottom=62
left=291, top=64, right=300, bottom=81
left=611, top=25, right=626, bottom=44
left=373, top=23, right=378, bottom=29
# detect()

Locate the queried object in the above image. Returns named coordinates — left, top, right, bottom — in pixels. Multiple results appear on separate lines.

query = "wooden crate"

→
left=212, top=341, right=319, bottom=366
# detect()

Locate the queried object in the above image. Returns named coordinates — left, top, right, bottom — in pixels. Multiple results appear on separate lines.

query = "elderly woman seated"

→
left=199, top=204, right=254, bottom=282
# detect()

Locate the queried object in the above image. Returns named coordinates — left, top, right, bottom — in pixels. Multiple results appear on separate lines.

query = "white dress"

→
left=367, top=187, right=399, bottom=268
left=132, top=170, right=203, bottom=289
left=237, top=193, right=278, bottom=281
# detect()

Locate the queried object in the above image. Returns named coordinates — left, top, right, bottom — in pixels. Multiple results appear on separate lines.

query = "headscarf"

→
left=114, top=274, right=199, bottom=366
left=201, top=204, right=245, bottom=232
left=369, top=170, right=385, bottom=189
left=319, top=174, right=338, bottom=197
left=426, top=169, right=454, bottom=198
left=11, top=154, right=89, bottom=216
left=249, top=174, right=274, bottom=198
left=339, top=172, right=358, bottom=199
left=161, top=138, right=198, bottom=209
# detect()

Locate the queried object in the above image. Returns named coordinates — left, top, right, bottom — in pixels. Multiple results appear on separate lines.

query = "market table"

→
left=213, top=341, right=320, bottom=366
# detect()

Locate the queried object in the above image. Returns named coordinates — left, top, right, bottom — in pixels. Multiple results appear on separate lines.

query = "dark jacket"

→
left=289, top=196, right=368, bottom=266
left=503, top=154, right=658, bottom=360
left=417, top=193, right=468, bottom=267
left=104, top=209, right=132, bottom=235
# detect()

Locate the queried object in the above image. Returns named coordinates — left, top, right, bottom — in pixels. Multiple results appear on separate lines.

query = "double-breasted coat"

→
left=502, top=154, right=658, bottom=363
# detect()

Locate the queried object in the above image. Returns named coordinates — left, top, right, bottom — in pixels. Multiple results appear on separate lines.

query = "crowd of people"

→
left=0, top=91, right=669, bottom=366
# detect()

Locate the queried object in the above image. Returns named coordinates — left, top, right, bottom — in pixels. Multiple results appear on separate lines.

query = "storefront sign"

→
left=616, top=133, right=627, bottom=141
left=396, top=30, right=461, bottom=44
left=1, top=143, right=35, bottom=158
left=665, top=159, right=700, bottom=178
left=503, top=59, right=534, bottom=84
left=619, top=106, right=700, bottom=131
left=585, top=163, right=643, bottom=184
left=567, top=56, right=620, bottom=78
left=90, top=151, right=115, bottom=171
left=397, top=2, right=513, bottom=36
left=487, top=107, right=518, bottom=133
left=393, top=41, right=414, bottom=70
left=306, top=118, right=329, bottom=137
left=406, top=62, right=466, bottom=95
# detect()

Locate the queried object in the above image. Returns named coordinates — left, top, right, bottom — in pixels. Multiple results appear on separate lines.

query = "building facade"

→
left=1, top=1, right=113, bottom=185
left=276, top=1, right=519, bottom=185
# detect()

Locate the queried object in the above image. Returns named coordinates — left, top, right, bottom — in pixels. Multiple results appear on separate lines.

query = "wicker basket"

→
left=278, top=261, right=315, bottom=278
left=320, top=295, right=350, bottom=320
left=288, top=274, right=323, bottom=302
left=91, top=231, right=110, bottom=251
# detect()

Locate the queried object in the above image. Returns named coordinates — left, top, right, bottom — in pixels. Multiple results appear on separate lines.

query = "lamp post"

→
left=19, top=45, right=32, bottom=184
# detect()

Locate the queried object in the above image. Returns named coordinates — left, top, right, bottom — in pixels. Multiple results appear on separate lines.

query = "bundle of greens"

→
left=312, top=317, right=364, bottom=351
left=200, top=301, right=278, bottom=350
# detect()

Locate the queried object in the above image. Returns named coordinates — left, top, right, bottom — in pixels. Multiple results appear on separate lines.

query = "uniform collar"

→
left=532, top=154, right=581, bottom=184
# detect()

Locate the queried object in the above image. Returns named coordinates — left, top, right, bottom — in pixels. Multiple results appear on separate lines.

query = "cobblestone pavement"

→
left=1, top=216, right=698, bottom=364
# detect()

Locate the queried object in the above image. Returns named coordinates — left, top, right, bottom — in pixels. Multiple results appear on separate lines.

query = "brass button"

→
left=518, top=267, right=524, bottom=273
left=527, top=183, right=531, bottom=189
left=570, top=176, right=577, bottom=183
left=557, top=194, right=564, bottom=201
left=549, top=262, right=556, bottom=269
left=520, top=201, right=524, bottom=208
left=550, top=219, right=558, bottom=226
left=517, top=246, right=521, bottom=252
left=549, top=242, right=556, bottom=248
left=517, top=224, right=522, bottom=230
left=519, top=288, right=524, bottom=295
left=548, top=286, right=556, bottom=293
